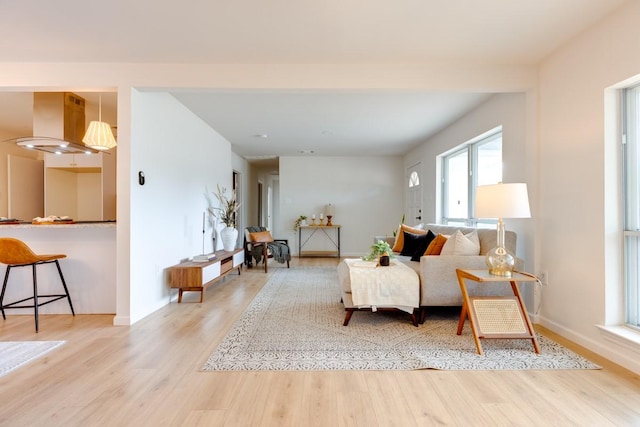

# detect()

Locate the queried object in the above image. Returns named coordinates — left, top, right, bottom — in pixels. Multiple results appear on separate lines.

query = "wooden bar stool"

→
left=0, top=238, right=75, bottom=332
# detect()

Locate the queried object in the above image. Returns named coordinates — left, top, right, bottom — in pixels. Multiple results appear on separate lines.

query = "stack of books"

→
left=192, top=253, right=216, bottom=263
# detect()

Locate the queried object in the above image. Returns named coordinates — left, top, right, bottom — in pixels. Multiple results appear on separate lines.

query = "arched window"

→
left=408, top=171, right=420, bottom=188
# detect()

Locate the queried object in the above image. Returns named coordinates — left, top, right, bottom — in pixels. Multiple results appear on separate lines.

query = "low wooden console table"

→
left=169, top=248, right=244, bottom=303
left=456, top=269, right=540, bottom=355
left=298, top=225, right=341, bottom=258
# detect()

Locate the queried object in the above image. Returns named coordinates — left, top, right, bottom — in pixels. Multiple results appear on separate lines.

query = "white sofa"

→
left=376, top=224, right=522, bottom=318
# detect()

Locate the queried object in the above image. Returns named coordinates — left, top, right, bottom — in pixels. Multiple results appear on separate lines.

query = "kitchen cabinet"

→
left=44, top=152, right=116, bottom=221
left=44, top=153, right=102, bottom=170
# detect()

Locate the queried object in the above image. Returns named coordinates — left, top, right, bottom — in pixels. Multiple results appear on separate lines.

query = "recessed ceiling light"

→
left=298, top=150, right=315, bottom=154
left=253, top=133, right=268, bottom=139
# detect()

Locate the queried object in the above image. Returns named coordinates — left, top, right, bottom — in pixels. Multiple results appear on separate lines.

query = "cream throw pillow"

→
left=440, top=230, right=480, bottom=256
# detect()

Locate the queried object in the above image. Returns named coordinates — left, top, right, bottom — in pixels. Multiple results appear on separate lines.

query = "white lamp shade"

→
left=325, top=204, right=335, bottom=216
left=82, top=121, right=117, bottom=151
left=475, top=183, right=531, bottom=219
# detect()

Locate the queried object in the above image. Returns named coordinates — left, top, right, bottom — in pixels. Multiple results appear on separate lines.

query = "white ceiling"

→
left=0, top=0, right=628, bottom=161
left=170, top=90, right=493, bottom=158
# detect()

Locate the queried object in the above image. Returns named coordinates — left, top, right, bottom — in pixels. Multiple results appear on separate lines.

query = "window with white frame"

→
left=441, top=128, right=503, bottom=226
left=623, top=85, right=640, bottom=329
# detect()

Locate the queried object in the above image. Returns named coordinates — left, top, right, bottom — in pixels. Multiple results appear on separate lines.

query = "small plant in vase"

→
left=362, top=240, right=393, bottom=266
left=293, top=215, right=308, bottom=231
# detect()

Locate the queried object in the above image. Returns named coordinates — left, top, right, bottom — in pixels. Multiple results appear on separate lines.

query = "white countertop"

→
left=0, top=222, right=116, bottom=229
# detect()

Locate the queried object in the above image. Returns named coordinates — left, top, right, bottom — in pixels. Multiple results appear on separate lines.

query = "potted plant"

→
left=293, top=215, right=308, bottom=231
left=362, top=240, right=393, bottom=266
left=208, top=185, right=241, bottom=251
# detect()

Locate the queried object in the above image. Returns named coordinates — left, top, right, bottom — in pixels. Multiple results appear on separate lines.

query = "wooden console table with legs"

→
left=298, top=225, right=341, bottom=258
left=456, top=269, right=540, bottom=355
left=169, top=248, right=244, bottom=303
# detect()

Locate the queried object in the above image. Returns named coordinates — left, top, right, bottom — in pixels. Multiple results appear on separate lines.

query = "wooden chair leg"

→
left=263, top=244, right=268, bottom=273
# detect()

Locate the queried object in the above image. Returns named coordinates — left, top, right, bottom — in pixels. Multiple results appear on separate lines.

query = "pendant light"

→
left=82, top=94, right=117, bottom=151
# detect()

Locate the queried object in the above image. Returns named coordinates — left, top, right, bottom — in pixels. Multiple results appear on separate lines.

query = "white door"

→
left=406, top=163, right=423, bottom=226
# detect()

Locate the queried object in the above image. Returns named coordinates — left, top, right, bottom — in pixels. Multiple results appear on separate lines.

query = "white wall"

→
left=537, top=0, right=640, bottom=373
left=404, top=93, right=536, bottom=310
left=248, top=164, right=280, bottom=230
left=120, top=90, right=232, bottom=324
left=280, top=156, right=404, bottom=257
left=405, top=93, right=534, bottom=265
left=231, top=152, right=250, bottom=248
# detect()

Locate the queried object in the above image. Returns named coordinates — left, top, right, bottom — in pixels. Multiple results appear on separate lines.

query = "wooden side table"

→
left=455, top=269, right=540, bottom=355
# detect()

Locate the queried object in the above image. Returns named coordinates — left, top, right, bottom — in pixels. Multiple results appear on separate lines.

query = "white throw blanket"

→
left=345, top=258, right=419, bottom=313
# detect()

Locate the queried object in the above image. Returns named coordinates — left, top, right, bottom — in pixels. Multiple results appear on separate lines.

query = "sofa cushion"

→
left=425, top=224, right=517, bottom=255
left=410, top=230, right=436, bottom=261
left=392, top=224, right=427, bottom=252
left=440, top=230, right=480, bottom=256
left=425, top=233, right=447, bottom=255
left=401, top=231, right=429, bottom=256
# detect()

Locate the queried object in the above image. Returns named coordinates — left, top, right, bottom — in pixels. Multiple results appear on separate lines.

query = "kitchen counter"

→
left=0, top=223, right=116, bottom=315
left=1, top=221, right=116, bottom=229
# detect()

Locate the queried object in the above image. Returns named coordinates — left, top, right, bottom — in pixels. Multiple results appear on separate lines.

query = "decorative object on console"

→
left=209, top=185, right=241, bottom=252
left=325, top=204, right=335, bottom=226
left=293, top=215, right=308, bottom=231
left=475, top=183, right=530, bottom=277
left=82, top=94, right=117, bottom=151
left=311, top=214, right=316, bottom=225
left=194, top=211, right=216, bottom=262
left=319, top=213, right=324, bottom=225
left=220, top=227, right=238, bottom=252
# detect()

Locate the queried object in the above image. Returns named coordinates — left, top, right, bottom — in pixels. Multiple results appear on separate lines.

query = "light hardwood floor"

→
left=1, top=257, right=640, bottom=426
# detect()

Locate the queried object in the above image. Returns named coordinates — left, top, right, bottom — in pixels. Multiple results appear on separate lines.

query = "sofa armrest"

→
left=373, top=236, right=395, bottom=246
left=418, top=255, right=523, bottom=306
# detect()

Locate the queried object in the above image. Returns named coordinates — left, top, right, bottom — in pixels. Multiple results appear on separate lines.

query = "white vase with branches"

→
left=208, top=185, right=241, bottom=251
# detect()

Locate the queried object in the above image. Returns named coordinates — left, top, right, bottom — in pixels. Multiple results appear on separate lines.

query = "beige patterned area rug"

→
left=203, top=267, right=600, bottom=371
left=0, top=341, right=65, bottom=377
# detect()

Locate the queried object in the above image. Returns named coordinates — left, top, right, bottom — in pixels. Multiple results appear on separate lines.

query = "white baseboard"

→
left=112, top=315, right=131, bottom=326
left=539, top=315, right=640, bottom=374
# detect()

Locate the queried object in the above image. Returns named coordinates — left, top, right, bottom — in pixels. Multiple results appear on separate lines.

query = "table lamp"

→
left=474, top=183, right=530, bottom=276
left=325, top=204, right=335, bottom=226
